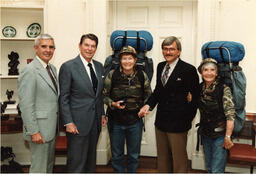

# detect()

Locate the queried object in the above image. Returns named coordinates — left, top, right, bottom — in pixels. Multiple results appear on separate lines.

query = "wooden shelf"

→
left=0, top=38, right=35, bottom=41
left=0, top=75, right=19, bottom=79
left=0, top=4, right=44, bottom=9
left=1, top=116, right=23, bottom=133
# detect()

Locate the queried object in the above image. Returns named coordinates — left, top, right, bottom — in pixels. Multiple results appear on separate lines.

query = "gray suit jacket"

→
left=59, top=56, right=105, bottom=136
left=18, top=57, right=59, bottom=142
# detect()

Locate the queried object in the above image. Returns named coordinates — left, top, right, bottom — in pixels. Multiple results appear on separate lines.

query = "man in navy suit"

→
left=139, top=36, right=199, bottom=173
left=59, top=34, right=107, bottom=173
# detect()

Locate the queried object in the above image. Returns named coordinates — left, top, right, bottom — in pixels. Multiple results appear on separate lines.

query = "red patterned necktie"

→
left=161, top=64, right=170, bottom=86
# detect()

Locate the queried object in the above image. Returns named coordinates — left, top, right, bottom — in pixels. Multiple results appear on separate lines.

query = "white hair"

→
left=201, top=62, right=218, bottom=72
left=34, top=33, right=55, bottom=47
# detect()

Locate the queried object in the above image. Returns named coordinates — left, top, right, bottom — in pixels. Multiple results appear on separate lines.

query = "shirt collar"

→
left=80, top=54, right=93, bottom=66
left=36, top=56, right=48, bottom=69
left=166, top=58, right=179, bottom=69
left=119, top=66, right=136, bottom=78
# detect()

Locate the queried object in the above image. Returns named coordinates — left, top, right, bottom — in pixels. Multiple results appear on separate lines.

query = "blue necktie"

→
left=88, top=63, right=98, bottom=94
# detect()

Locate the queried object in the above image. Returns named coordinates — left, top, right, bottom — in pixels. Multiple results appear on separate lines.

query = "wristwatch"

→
left=225, top=135, right=231, bottom=138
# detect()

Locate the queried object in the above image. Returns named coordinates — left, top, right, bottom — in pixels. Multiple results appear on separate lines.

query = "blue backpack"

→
left=201, top=41, right=246, bottom=133
left=104, top=30, right=154, bottom=81
left=110, top=30, right=153, bottom=52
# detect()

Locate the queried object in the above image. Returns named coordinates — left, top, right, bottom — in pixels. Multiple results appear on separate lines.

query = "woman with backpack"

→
left=197, top=58, right=235, bottom=173
left=103, top=46, right=152, bottom=173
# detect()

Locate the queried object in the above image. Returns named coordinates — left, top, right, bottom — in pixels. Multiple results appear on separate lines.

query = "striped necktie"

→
left=161, top=64, right=170, bottom=86
left=46, top=65, right=58, bottom=93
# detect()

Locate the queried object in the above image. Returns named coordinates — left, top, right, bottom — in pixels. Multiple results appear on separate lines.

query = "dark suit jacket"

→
left=146, top=59, right=199, bottom=133
left=59, top=55, right=105, bottom=136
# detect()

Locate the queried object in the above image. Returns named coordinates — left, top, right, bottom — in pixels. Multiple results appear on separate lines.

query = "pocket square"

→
left=176, top=78, right=182, bottom=81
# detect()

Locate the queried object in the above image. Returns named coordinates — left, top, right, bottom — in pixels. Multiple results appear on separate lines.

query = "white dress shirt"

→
left=161, top=58, right=179, bottom=80
left=36, top=56, right=57, bottom=81
left=79, top=54, right=97, bottom=82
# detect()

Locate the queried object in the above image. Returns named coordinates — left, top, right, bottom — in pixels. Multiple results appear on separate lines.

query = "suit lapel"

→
left=34, top=58, right=58, bottom=95
left=165, top=59, right=182, bottom=86
left=74, top=56, right=95, bottom=95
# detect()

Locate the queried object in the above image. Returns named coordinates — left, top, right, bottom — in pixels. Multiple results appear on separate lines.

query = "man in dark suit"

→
left=18, top=34, right=58, bottom=173
left=59, top=34, right=107, bottom=173
left=139, top=36, right=199, bottom=173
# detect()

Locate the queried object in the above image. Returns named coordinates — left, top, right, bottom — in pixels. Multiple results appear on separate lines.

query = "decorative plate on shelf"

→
left=2, top=26, right=16, bottom=38
left=26, top=23, right=41, bottom=38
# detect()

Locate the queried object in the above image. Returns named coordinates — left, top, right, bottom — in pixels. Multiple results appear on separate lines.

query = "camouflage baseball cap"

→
left=198, top=58, right=218, bottom=74
left=119, top=46, right=137, bottom=58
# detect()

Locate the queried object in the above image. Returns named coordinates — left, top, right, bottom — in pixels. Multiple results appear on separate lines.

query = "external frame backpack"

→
left=201, top=41, right=246, bottom=133
left=104, top=30, right=154, bottom=81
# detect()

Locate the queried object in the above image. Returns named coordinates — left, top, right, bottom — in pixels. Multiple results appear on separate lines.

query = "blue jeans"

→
left=202, top=135, right=227, bottom=173
left=108, top=119, right=143, bottom=173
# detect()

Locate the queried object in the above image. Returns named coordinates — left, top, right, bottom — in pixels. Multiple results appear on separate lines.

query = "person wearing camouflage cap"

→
left=103, top=46, right=152, bottom=173
left=119, top=45, right=137, bottom=58
left=197, top=58, right=235, bottom=173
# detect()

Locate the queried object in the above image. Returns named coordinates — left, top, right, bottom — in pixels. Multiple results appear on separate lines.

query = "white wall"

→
left=44, top=0, right=87, bottom=71
left=215, top=0, right=256, bottom=112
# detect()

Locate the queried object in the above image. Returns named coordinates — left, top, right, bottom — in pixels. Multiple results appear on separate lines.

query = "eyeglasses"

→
left=162, top=47, right=177, bottom=52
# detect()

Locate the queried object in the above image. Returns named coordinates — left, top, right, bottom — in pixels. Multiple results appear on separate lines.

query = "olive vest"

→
left=198, top=82, right=226, bottom=138
left=108, top=69, right=144, bottom=125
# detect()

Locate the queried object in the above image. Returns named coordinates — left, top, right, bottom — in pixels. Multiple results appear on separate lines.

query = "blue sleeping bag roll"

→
left=110, top=30, right=153, bottom=52
left=201, top=41, right=245, bottom=63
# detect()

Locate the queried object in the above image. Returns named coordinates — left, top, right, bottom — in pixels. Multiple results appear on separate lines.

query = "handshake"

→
left=138, top=104, right=150, bottom=118
left=137, top=92, right=192, bottom=118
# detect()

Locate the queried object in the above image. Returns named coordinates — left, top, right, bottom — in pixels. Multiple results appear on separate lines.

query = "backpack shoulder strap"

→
left=137, top=69, right=145, bottom=90
left=216, top=81, right=225, bottom=115
left=106, top=68, right=120, bottom=97
left=137, top=69, right=145, bottom=100
left=103, top=55, right=115, bottom=78
left=110, top=67, right=121, bottom=90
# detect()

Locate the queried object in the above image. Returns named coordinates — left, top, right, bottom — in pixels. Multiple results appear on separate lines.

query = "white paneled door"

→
left=111, top=0, right=196, bottom=157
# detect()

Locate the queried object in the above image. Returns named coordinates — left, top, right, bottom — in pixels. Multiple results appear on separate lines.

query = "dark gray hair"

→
left=161, top=36, right=182, bottom=51
left=34, top=34, right=55, bottom=47
left=79, top=33, right=98, bottom=47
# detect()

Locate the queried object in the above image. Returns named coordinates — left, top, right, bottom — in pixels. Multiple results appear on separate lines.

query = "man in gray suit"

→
left=59, top=33, right=107, bottom=173
left=18, top=34, right=58, bottom=173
